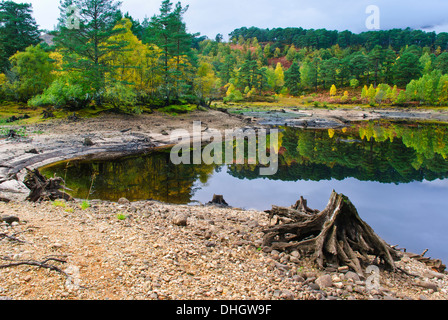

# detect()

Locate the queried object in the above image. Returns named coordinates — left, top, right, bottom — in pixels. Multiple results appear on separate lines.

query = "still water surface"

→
left=41, top=120, right=448, bottom=263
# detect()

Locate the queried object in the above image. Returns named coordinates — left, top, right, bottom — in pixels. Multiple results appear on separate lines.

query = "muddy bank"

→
left=241, top=106, right=448, bottom=127
left=0, top=110, right=249, bottom=201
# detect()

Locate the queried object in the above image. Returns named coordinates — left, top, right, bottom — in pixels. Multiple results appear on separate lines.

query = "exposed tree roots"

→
left=23, top=169, right=72, bottom=202
left=263, top=191, right=401, bottom=275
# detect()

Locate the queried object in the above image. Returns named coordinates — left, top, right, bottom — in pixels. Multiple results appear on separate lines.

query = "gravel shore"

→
left=1, top=198, right=447, bottom=300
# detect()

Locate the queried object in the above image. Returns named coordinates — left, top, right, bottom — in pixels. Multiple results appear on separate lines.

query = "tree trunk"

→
left=263, top=191, right=400, bottom=275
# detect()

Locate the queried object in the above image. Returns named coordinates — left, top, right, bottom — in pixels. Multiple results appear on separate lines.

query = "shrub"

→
left=103, top=82, right=138, bottom=113
left=28, top=76, right=92, bottom=110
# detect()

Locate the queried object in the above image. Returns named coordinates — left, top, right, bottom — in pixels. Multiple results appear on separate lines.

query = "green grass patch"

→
left=117, top=213, right=127, bottom=221
left=157, top=104, right=197, bottom=115
left=80, top=200, right=91, bottom=210
left=51, top=200, right=67, bottom=208
left=0, top=126, right=28, bottom=137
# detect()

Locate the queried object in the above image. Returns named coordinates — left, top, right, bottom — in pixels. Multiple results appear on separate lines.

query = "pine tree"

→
left=0, top=1, right=40, bottom=71
left=55, top=0, right=126, bottom=104
left=145, top=0, right=194, bottom=105
left=284, top=61, right=301, bottom=96
left=300, top=60, right=318, bottom=90
left=393, top=51, right=422, bottom=87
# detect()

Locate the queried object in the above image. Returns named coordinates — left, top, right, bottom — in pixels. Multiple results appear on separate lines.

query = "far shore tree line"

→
left=2, top=0, right=448, bottom=113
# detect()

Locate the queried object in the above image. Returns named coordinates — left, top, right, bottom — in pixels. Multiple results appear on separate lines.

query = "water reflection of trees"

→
left=41, top=152, right=216, bottom=203
left=42, top=121, right=448, bottom=202
left=228, top=122, right=448, bottom=184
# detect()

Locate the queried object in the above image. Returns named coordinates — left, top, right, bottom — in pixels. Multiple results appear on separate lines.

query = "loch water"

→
left=41, top=120, right=448, bottom=263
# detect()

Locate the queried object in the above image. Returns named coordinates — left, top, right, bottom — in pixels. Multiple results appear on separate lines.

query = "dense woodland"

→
left=3, top=0, right=448, bottom=112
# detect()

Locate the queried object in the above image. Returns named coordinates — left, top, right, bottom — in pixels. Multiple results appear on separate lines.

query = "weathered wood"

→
left=405, top=251, right=446, bottom=273
left=263, top=191, right=400, bottom=275
left=23, top=169, right=72, bottom=202
left=207, top=194, right=229, bottom=207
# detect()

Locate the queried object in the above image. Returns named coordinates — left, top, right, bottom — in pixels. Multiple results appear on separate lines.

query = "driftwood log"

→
left=404, top=250, right=446, bottom=273
left=263, top=191, right=400, bottom=275
left=24, top=169, right=72, bottom=202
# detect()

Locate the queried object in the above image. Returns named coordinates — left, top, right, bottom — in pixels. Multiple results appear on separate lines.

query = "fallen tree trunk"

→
left=263, top=191, right=400, bottom=275
left=23, top=169, right=72, bottom=202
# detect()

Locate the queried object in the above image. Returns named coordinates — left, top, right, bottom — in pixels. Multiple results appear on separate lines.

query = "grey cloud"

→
left=12, top=0, right=448, bottom=37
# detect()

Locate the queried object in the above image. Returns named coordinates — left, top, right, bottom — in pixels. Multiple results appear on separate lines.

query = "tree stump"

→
left=263, top=191, right=400, bottom=275
left=23, top=169, right=72, bottom=202
left=207, top=194, right=229, bottom=207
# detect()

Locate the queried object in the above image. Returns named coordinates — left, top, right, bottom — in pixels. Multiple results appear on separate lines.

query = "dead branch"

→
left=0, top=257, right=68, bottom=277
left=0, top=233, right=28, bottom=244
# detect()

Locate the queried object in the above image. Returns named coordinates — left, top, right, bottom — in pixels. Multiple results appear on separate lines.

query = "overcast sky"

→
left=11, top=0, right=448, bottom=39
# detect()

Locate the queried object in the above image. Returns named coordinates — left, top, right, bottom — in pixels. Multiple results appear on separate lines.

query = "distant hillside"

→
left=229, top=27, right=448, bottom=51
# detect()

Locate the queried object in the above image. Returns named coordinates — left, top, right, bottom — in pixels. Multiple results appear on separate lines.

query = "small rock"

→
left=333, top=282, right=344, bottom=289
left=204, top=230, right=213, bottom=239
left=315, top=275, right=333, bottom=289
left=1, top=216, right=20, bottom=225
left=308, top=283, right=320, bottom=291
left=205, top=241, right=216, bottom=248
left=83, top=138, right=94, bottom=146
left=290, top=250, right=300, bottom=258
left=415, top=279, right=438, bottom=291
left=0, top=197, right=11, bottom=203
left=370, top=289, right=383, bottom=296
left=118, top=198, right=130, bottom=205
left=290, top=256, right=300, bottom=264
left=280, top=290, right=294, bottom=300
left=354, top=286, right=365, bottom=294
left=173, top=214, right=188, bottom=226
left=292, top=275, right=305, bottom=283
left=345, top=271, right=360, bottom=282
left=51, top=243, right=63, bottom=249
left=25, top=148, right=39, bottom=154
left=338, top=266, right=349, bottom=273
left=332, top=275, right=341, bottom=282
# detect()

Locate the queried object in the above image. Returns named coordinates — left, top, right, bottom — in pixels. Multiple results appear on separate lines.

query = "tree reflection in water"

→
left=41, top=121, right=448, bottom=203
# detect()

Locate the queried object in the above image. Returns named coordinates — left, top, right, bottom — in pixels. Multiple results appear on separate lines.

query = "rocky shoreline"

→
left=1, top=198, right=447, bottom=300
left=1, top=107, right=448, bottom=300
